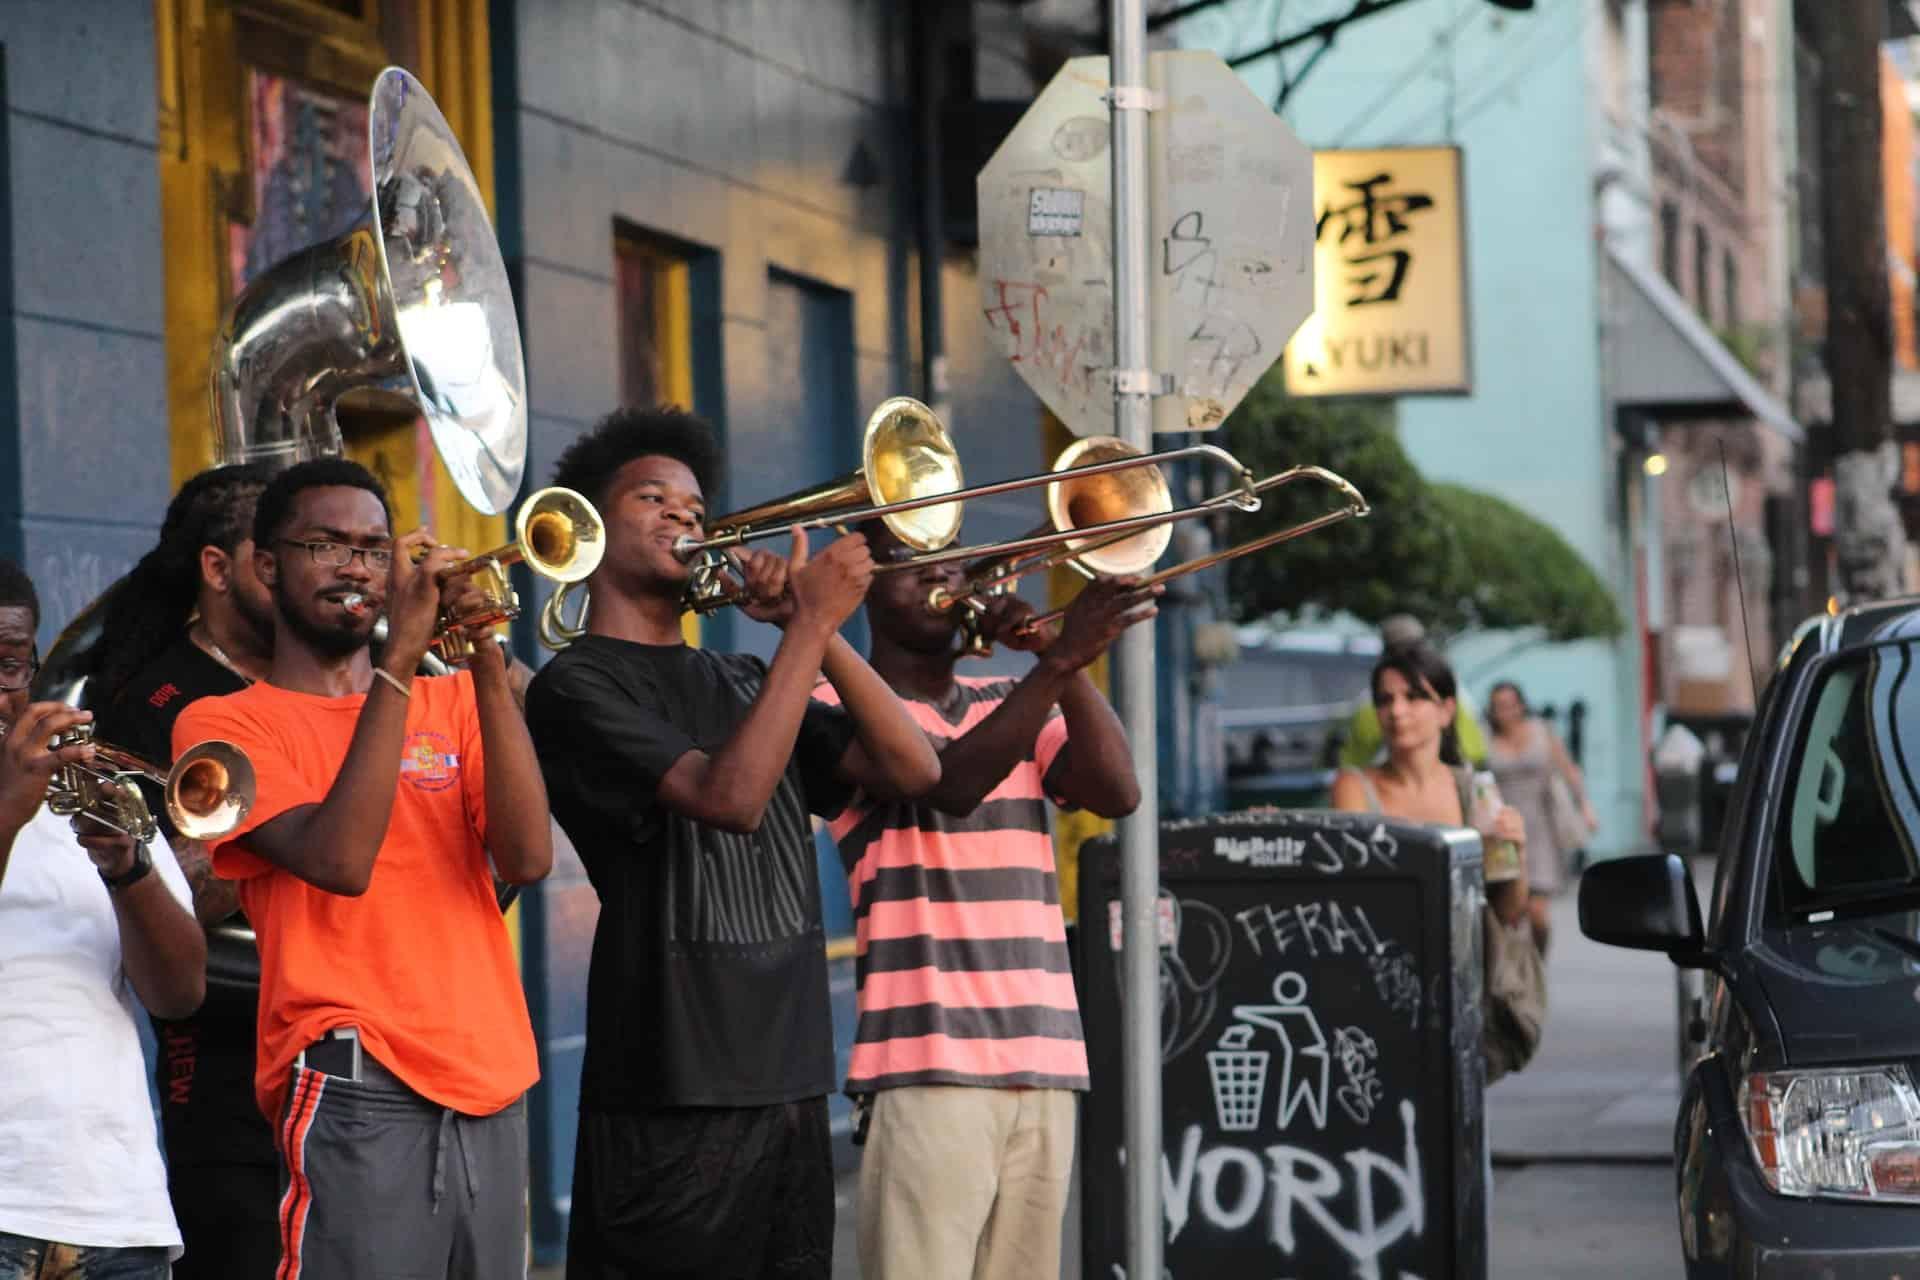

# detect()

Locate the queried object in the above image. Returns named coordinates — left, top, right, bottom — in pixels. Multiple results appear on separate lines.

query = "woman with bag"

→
left=1485, top=680, right=1598, bottom=954
left=1330, top=645, right=1546, bottom=1086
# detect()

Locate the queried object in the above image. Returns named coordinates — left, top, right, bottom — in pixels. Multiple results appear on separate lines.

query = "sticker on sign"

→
left=1108, top=895, right=1179, bottom=950
left=1028, top=187, right=1084, bottom=236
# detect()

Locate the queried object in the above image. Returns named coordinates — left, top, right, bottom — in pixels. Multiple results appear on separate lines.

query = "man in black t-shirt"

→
left=85, top=465, right=281, bottom=1280
left=524, top=407, right=940, bottom=1280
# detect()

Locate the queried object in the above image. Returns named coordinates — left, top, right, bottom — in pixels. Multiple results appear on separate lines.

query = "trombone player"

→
left=173, top=458, right=551, bottom=1280
left=0, top=557, right=206, bottom=1277
left=821, top=522, right=1156, bottom=1280
left=523, top=406, right=939, bottom=1278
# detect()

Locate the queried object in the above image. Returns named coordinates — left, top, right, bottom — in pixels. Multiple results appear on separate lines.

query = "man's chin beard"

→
left=278, top=604, right=371, bottom=659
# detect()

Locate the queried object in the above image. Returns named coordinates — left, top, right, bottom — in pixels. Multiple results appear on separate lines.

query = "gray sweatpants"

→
left=275, top=1053, right=527, bottom=1280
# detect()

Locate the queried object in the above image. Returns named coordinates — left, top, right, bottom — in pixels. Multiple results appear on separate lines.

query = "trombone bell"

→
left=1047, top=437, right=1175, bottom=576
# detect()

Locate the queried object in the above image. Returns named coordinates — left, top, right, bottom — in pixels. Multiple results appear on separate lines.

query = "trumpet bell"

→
left=167, top=741, right=255, bottom=843
left=862, top=397, right=964, bottom=551
left=1048, top=437, right=1174, bottom=575
left=517, top=486, right=604, bottom=583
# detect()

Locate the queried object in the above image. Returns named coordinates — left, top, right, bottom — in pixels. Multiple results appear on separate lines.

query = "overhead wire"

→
left=1329, top=1, right=1493, bottom=146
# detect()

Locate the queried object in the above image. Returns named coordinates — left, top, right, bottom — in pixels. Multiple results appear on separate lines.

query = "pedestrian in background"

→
left=1336, top=614, right=1490, bottom=769
left=1330, top=644, right=1546, bottom=1083
left=1486, top=680, right=1598, bottom=955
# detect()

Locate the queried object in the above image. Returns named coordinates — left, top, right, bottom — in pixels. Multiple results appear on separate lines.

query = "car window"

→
left=1776, top=646, right=1920, bottom=911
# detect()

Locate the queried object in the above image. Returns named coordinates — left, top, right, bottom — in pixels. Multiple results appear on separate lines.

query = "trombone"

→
left=44, top=726, right=255, bottom=844
left=946, top=466, right=1371, bottom=656
left=362, top=486, right=604, bottom=664
left=537, top=396, right=1264, bottom=648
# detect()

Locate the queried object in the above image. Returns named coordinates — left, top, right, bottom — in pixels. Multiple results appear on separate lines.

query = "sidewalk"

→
left=1484, top=883, right=1688, bottom=1277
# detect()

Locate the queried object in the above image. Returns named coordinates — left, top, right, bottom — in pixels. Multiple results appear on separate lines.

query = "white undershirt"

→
left=0, top=805, right=189, bottom=1256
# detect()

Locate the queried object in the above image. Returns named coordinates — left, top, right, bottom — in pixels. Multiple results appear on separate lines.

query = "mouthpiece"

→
left=340, top=593, right=369, bottom=617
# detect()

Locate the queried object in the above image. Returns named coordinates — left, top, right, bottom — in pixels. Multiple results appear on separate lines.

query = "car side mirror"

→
left=1578, top=853, right=1710, bottom=965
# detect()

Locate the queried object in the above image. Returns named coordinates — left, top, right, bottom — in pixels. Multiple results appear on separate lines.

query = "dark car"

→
left=1581, top=598, right=1920, bottom=1277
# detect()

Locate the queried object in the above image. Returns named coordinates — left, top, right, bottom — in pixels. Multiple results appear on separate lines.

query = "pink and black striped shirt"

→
left=814, top=676, right=1090, bottom=1093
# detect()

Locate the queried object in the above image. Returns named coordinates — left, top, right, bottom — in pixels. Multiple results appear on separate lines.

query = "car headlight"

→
left=1741, top=1067, right=1920, bottom=1200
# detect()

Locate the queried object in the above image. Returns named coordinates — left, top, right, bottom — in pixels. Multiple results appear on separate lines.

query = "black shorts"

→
left=566, top=1098, right=833, bottom=1280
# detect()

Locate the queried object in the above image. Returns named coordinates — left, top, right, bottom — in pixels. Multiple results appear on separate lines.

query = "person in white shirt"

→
left=0, top=557, right=207, bottom=1277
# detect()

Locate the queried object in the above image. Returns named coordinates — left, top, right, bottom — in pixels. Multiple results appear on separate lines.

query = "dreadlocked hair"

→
left=87, top=463, right=272, bottom=707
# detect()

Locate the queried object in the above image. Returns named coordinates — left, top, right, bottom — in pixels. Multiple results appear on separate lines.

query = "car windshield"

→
left=1776, top=644, right=1920, bottom=915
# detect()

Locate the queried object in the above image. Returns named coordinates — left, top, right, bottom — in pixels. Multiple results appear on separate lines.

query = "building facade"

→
left=0, top=0, right=1057, bottom=1258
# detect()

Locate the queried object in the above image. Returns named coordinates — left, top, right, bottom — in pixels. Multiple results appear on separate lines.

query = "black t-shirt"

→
left=92, top=635, right=275, bottom=1167
left=526, top=636, right=857, bottom=1110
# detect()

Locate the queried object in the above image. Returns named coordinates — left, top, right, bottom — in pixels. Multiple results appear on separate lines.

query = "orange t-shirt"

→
left=173, top=673, right=538, bottom=1123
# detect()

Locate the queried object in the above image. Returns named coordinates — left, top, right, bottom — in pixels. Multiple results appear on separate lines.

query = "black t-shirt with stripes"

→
left=526, top=636, right=856, bottom=1109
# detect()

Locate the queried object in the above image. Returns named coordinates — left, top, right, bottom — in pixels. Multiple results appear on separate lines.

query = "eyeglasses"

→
left=278, top=539, right=395, bottom=572
left=0, top=651, right=40, bottom=693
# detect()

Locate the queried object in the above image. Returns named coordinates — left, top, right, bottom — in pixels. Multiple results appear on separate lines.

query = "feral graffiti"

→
left=1368, top=943, right=1423, bottom=1030
left=1234, top=900, right=1387, bottom=962
left=1161, top=1100, right=1425, bottom=1280
left=1334, top=1026, right=1385, bottom=1125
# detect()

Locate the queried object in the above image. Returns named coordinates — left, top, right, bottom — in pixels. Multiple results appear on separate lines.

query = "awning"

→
left=1604, top=246, right=1804, bottom=445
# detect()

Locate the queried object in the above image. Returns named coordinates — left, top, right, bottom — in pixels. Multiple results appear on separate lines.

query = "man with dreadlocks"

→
left=88, top=462, right=280, bottom=1280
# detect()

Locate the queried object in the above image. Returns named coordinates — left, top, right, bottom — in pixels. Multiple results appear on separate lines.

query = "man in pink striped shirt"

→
left=817, top=523, right=1157, bottom=1279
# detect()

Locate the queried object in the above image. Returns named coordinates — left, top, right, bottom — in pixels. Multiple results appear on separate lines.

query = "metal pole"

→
left=1108, top=4, right=1161, bottom=1278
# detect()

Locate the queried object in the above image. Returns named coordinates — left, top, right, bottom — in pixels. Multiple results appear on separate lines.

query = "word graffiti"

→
left=1161, top=1101, right=1425, bottom=1280
left=1235, top=900, right=1388, bottom=962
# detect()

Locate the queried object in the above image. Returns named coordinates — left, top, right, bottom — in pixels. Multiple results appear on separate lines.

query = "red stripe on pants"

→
left=275, top=1069, right=327, bottom=1280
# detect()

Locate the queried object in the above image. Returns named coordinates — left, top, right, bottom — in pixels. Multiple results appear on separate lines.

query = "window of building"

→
left=1723, top=248, right=1739, bottom=327
left=1661, top=201, right=1681, bottom=287
left=1694, top=224, right=1712, bottom=313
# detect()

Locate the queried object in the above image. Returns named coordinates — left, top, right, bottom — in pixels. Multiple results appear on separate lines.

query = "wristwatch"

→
left=99, top=838, right=153, bottom=892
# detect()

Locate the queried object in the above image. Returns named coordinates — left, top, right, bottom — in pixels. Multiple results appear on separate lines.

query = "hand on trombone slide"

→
left=716, top=526, right=876, bottom=636
left=1025, top=577, right=1163, bottom=672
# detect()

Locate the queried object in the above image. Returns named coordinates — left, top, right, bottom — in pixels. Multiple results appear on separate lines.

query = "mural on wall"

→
left=227, top=70, right=371, bottom=295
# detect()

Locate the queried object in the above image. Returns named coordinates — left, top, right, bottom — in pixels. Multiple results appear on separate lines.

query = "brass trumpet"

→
left=44, top=726, right=255, bottom=844
left=366, top=486, right=604, bottom=664
left=945, top=466, right=1372, bottom=657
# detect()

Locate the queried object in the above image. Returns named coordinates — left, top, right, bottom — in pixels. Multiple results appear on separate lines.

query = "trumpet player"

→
left=84, top=462, right=282, bottom=1280
left=822, top=522, right=1156, bottom=1280
left=0, top=557, right=206, bottom=1277
left=523, top=407, right=939, bottom=1279
left=172, top=458, right=551, bottom=1280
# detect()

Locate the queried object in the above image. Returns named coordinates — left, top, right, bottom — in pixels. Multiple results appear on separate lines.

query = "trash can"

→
left=1077, top=810, right=1487, bottom=1279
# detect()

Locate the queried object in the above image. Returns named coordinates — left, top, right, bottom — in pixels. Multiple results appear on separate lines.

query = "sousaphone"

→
left=36, top=66, right=526, bottom=704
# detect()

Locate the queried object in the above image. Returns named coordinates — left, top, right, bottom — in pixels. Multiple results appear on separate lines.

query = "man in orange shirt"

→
left=174, top=458, right=551, bottom=1280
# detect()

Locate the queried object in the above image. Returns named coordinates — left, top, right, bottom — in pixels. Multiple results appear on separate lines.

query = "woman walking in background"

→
left=1331, top=645, right=1545, bottom=1084
left=1486, top=680, right=1597, bottom=954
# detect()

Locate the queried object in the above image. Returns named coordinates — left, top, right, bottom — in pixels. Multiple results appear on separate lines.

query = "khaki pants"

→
left=857, top=1085, right=1076, bottom=1280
